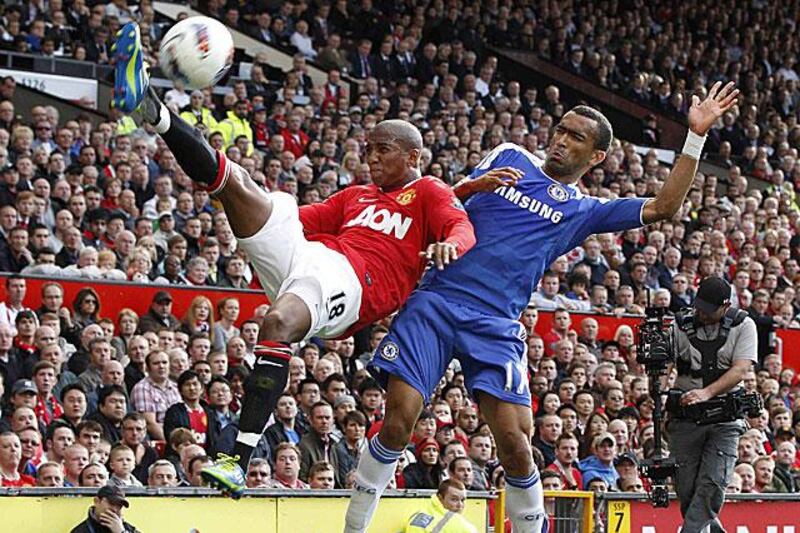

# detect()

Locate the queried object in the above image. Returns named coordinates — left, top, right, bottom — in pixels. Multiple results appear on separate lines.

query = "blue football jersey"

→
left=420, top=143, right=648, bottom=319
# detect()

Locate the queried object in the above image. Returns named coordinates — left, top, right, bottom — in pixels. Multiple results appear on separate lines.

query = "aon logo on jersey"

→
left=345, top=205, right=412, bottom=239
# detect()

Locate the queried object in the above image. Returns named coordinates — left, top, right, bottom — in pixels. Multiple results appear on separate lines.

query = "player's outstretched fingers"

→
left=707, top=81, right=722, bottom=99
left=434, top=243, right=446, bottom=270
left=446, top=243, right=458, bottom=266
left=716, top=81, right=736, bottom=101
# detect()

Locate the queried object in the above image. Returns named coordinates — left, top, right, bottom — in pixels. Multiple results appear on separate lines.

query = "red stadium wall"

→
left=1, top=275, right=798, bottom=371
left=0, top=275, right=268, bottom=327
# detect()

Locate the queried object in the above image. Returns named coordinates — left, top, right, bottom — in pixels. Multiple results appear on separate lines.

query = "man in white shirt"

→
left=0, top=275, right=28, bottom=329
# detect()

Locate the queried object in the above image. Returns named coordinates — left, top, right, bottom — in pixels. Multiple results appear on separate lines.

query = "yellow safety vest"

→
left=402, top=494, right=477, bottom=533
left=179, top=107, right=218, bottom=131
left=215, top=111, right=254, bottom=155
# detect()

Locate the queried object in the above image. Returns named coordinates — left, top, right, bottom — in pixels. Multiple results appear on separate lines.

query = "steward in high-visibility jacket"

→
left=179, top=90, right=218, bottom=131
left=402, top=481, right=478, bottom=533
left=215, top=100, right=253, bottom=155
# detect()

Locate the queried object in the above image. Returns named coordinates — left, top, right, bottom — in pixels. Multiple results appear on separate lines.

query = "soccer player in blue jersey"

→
left=344, top=82, right=739, bottom=533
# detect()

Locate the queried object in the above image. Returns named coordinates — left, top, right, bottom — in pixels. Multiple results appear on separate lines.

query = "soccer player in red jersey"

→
left=119, top=52, right=517, bottom=493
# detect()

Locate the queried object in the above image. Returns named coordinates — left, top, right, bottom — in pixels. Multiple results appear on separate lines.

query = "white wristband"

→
left=681, top=130, right=707, bottom=160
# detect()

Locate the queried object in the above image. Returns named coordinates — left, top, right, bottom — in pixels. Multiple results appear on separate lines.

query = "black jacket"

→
left=402, top=462, right=441, bottom=489
left=138, top=309, right=180, bottom=334
left=163, top=402, right=222, bottom=456
left=86, top=411, right=122, bottom=444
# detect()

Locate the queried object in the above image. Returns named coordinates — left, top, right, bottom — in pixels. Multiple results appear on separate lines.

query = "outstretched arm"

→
left=641, top=82, right=739, bottom=224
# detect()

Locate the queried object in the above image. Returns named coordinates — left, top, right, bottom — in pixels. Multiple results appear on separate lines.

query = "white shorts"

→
left=236, top=191, right=363, bottom=339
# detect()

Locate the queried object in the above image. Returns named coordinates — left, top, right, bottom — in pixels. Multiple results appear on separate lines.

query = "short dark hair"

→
left=98, top=384, right=127, bottom=406
left=122, top=412, right=146, bottom=425
left=298, top=377, right=320, bottom=394
left=322, top=373, right=347, bottom=392
left=46, top=419, right=73, bottom=441
left=569, top=105, right=613, bottom=151
left=76, top=420, right=103, bottom=436
left=60, top=382, right=86, bottom=403
left=343, top=410, right=367, bottom=427
left=358, top=377, right=382, bottom=397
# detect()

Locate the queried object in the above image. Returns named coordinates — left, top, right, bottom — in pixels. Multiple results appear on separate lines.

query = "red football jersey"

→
left=299, top=176, right=474, bottom=336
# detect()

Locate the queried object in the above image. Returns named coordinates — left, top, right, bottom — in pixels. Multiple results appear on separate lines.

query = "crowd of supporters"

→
left=0, top=2, right=797, bottom=529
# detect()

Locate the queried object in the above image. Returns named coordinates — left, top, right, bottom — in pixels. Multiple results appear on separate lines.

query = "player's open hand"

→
left=688, top=81, right=739, bottom=136
left=420, top=242, right=459, bottom=270
left=471, top=167, right=524, bottom=192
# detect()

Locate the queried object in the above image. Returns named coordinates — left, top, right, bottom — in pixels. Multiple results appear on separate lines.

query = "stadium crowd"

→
left=0, top=2, right=798, bottom=530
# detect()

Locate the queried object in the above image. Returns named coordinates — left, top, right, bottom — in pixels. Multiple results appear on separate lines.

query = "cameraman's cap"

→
left=693, top=276, right=731, bottom=314
left=97, top=485, right=130, bottom=508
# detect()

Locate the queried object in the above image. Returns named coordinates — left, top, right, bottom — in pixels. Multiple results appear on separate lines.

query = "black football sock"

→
left=160, top=108, right=220, bottom=188
left=232, top=341, right=292, bottom=471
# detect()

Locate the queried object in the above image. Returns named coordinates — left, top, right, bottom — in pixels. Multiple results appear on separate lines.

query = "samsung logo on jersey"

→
left=495, top=186, right=564, bottom=224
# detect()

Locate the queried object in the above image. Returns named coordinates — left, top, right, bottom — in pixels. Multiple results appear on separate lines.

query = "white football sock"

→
left=343, top=437, right=400, bottom=533
left=506, top=470, right=547, bottom=533
left=153, top=101, right=171, bottom=134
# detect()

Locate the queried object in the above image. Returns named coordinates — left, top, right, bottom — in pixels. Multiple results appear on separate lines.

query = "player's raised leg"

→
left=344, top=375, right=424, bottom=533
left=113, top=22, right=273, bottom=237
left=113, top=23, right=311, bottom=496
left=477, top=393, right=547, bottom=533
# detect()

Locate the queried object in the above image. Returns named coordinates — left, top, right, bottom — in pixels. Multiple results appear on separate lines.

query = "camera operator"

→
left=668, top=276, right=757, bottom=532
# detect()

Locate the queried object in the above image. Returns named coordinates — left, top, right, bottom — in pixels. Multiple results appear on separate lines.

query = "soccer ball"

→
left=158, top=16, right=234, bottom=90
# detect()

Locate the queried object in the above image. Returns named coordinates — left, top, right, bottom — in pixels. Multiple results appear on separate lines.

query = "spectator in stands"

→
left=78, top=337, right=113, bottom=393
left=265, top=392, right=301, bottom=456
left=78, top=462, right=110, bottom=489
left=86, top=384, right=126, bottom=444
left=579, top=433, right=619, bottom=489
left=246, top=457, right=277, bottom=489
left=187, top=454, right=212, bottom=487
left=32, top=360, right=62, bottom=427
left=298, top=401, right=338, bottom=482
left=308, top=460, right=336, bottom=489
left=0, top=275, right=27, bottom=328
left=0, top=431, right=34, bottom=486
left=164, top=370, right=220, bottom=455
left=403, top=438, right=442, bottom=489
left=107, top=443, right=142, bottom=488
left=138, top=292, right=179, bottom=334
left=147, top=459, right=178, bottom=488
left=36, top=461, right=64, bottom=487
left=753, top=455, right=787, bottom=493
left=272, top=443, right=308, bottom=489
left=334, top=409, right=367, bottom=487
left=120, top=413, right=157, bottom=485
left=131, top=351, right=180, bottom=440
left=63, top=443, right=89, bottom=487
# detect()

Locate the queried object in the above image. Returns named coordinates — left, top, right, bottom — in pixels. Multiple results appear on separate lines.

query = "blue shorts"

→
left=370, top=290, right=531, bottom=406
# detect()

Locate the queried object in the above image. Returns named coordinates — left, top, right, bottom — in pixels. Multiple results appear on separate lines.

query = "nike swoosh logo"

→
left=358, top=197, right=378, bottom=203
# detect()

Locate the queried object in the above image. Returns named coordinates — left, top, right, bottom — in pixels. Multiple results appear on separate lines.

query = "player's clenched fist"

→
left=420, top=241, right=459, bottom=270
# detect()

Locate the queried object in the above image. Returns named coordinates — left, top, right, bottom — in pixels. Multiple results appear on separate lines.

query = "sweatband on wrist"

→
left=682, top=130, right=707, bottom=160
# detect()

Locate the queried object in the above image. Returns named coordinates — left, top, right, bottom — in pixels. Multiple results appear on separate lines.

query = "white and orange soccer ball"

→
left=158, top=16, right=234, bottom=90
